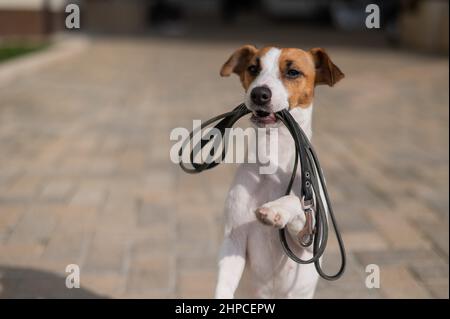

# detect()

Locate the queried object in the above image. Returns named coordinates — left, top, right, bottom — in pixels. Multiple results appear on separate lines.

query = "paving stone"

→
left=354, top=249, right=447, bottom=268
left=177, top=269, right=216, bottom=298
left=393, top=198, right=442, bottom=224
left=409, top=263, right=449, bottom=299
left=379, top=265, right=431, bottom=299
left=366, top=209, right=433, bottom=250
left=0, top=204, right=26, bottom=241
left=328, top=231, right=389, bottom=253
left=69, top=187, right=107, bottom=208
left=424, top=282, right=449, bottom=299
left=1, top=175, right=41, bottom=201
left=127, top=252, right=174, bottom=295
left=42, top=229, right=89, bottom=263
left=177, top=254, right=217, bottom=271
left=81, top=272, right=127, bottom=298
left=132, top=231, right=174, bottom=256
left=315, top=281, right=383, bottom=299
left=7, top=206, right=61, bottom=246
left=39, top=180, right=75, bottom=202
left=136, top=201, right=171, bottom=227
left=55, top=205, right=99, bottom=233
left=0, top=243, right=45, bottom=264
left=414, top=220, right=449, bottom=256
left=83, top=233, right=130, bottom=273
left=176, top=218, right=216, bottom=258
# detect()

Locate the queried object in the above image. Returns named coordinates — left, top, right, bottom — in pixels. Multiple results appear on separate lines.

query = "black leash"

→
left=178, top=103, right=346, bottom=280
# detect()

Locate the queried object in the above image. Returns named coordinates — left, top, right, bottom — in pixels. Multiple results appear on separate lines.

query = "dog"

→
left=214, top=45, right=344, bottom=299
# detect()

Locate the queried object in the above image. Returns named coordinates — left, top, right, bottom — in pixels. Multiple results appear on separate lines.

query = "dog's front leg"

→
left=255, top=195, right=313, bottom=249
left=214, top=230, right=246, bottom=299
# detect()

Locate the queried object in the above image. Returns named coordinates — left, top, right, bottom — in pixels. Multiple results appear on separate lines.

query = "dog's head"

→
left=220, top=45, right=344, bottom=127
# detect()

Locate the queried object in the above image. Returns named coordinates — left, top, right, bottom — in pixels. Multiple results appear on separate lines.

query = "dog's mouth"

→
left=250, top=110, right=278, bottom=125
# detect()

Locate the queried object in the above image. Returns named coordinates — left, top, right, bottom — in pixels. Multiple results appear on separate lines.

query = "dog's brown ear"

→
left=309, top=48, right=344, bottom=87
left=220, top=45, right=257, bottom=77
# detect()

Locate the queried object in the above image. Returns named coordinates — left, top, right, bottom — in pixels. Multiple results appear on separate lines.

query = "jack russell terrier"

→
left=214, top=45, right=344, bottom=299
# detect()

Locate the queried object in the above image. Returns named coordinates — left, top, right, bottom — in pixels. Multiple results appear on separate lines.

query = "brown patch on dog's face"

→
left=220, top=46, right=278, bottom=91
left=240, top=47, right=274, bottom=90
left=279, top=48, right=316, bottom=109
left=220, top=45, right=258, bottom=90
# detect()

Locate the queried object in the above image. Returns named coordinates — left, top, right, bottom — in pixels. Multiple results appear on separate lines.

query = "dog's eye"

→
left=247, top=65, right=259, bottom=76
left=286, top=69, right=303, bottom=79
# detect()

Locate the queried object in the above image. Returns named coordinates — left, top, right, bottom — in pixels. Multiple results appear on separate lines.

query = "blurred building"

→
left=398, top=0, right=448, bottom=53
left=0, top=0, right=68, bottom=37
left=82, top=0, right=448, bottom=53
left=0, top=0, right=447, bottom=53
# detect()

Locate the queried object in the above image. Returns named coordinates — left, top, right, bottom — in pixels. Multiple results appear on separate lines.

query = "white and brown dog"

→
left=214, top=45, right=344, bottom=299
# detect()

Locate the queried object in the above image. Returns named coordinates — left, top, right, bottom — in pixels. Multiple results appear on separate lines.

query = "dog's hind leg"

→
left=214, top=230, right=246, bottom=299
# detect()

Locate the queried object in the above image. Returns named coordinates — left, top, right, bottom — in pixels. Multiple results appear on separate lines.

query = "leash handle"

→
left=178, top=103, right=250, bottom=174
left=178, top=105, right=346, bottom=281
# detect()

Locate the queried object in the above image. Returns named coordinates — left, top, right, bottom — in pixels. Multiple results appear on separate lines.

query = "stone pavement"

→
left=0, top=32, right=448, bottom=298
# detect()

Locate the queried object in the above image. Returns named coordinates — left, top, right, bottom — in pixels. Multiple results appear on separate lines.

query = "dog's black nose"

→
left=250, top=86, right=272, bottom=106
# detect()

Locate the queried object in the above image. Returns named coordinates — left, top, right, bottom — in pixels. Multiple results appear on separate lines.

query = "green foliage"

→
left=0, top=43, right=49, bottom=63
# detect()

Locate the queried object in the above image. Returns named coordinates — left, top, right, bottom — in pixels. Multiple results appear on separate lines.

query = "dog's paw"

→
left=255, top=206, right=288, bottom=228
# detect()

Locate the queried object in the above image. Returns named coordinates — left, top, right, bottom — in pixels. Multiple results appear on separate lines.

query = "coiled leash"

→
left=178, top=103, right=346, bottom=280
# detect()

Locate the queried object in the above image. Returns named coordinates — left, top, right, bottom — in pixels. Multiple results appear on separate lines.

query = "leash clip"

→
left=298, top=197, right=315, bottom=247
